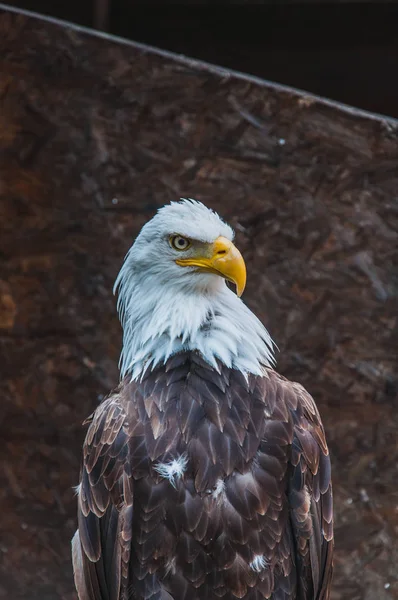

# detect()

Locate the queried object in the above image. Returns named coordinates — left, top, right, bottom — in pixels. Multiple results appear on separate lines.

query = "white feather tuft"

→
left=154, top=454, right=188, bottom=488
left=250, top=554, right=269, bottom=572
left=164, top=557, right=177, bottom=576
left=212, top=479, right=226, bottom=499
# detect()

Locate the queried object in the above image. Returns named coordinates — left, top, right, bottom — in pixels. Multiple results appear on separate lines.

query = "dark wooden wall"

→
left=3, top=1, right=398, bottom=118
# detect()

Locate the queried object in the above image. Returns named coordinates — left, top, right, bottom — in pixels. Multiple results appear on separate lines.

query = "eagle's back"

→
left=73, top=352, right=333, bottom=600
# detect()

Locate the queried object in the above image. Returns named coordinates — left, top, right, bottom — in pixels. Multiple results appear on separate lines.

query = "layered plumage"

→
left=72, top=200, right=333, bottom=600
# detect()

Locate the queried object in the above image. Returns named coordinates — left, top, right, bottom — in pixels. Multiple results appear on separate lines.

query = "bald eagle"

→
left=72, top=200, right=333, bottom=600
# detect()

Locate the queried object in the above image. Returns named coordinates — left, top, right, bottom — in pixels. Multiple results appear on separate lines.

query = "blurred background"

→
left=0, top=2, right=397, bottom=600
left=4, top=0, right=398, bottom=117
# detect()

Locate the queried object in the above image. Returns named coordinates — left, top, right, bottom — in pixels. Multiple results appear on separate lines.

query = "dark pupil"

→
left=177, top=238, right=185, bottom=247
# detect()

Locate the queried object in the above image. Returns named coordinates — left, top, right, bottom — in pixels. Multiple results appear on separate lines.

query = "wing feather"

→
left=281, top=376, right=334, bottom=600
left=72, top=392, right=133, bottom=600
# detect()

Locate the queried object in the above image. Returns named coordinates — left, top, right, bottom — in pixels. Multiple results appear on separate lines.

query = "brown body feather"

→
left=72, top=351, right=333, bottom=600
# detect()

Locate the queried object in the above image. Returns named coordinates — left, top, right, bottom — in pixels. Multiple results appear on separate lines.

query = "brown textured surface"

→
left=0, top=8, right=397, bottom=600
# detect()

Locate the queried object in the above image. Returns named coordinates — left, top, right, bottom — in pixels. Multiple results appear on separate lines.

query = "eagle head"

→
left=120, top=199, right=246, bottom=297
left=114, top=199, right=274, bottom=379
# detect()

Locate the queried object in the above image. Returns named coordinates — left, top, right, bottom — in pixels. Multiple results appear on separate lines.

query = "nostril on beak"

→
left=217, top=249, right=227, bottom=256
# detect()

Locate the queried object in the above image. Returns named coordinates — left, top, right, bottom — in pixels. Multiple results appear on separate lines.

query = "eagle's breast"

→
left=122, top=351, right=297, bottom=599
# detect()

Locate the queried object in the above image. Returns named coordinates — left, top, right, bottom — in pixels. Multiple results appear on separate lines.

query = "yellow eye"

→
left=170, top=235, right=191, bottom=251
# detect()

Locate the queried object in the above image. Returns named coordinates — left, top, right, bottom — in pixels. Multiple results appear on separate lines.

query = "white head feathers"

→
left=147, top=199, right=234, bottom=243
left=114, top=199, right=275, bottom=380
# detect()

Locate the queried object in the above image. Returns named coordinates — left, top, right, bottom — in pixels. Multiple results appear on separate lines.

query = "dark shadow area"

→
left=3, top=1, right=398, bottom=118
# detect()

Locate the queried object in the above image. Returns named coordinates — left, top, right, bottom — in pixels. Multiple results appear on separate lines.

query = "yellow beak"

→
left=175, top=236, right=246, bottom=297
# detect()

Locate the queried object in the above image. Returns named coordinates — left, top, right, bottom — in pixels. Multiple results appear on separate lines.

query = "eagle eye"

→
left=170, top=235, right=191, bottom=251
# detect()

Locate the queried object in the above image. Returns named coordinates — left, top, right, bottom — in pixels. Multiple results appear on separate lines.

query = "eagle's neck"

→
left=116, top=271, right=275, bottom=381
